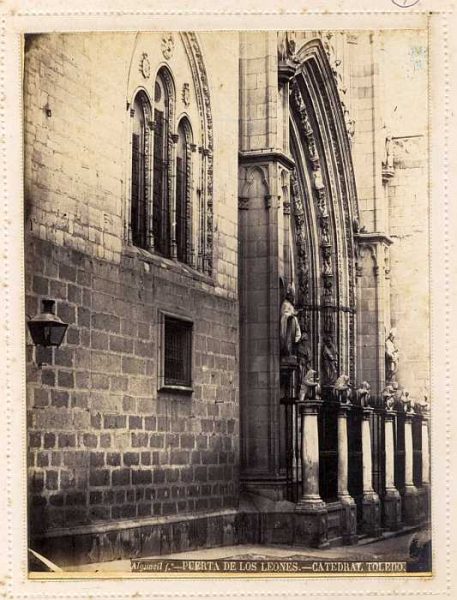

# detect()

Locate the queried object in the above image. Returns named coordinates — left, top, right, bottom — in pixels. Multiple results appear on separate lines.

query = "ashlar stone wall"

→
left=24, top=32, right=240, bottom=536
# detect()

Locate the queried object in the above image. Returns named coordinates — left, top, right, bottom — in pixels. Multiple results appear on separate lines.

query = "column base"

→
left=383, top=487, right=402, bottom=531
left=420, top=483, right=431, bottom=522
left=361, top=491, right=381, bottom=537
left=295, top=495, right=326, bottom=511
left=338, top=495, right=358, bottom=545
left=241, top=477, right=287, bottom=502
left=294, top=504, right=329, bottom=549
left=403, top=484, right=420, bottom=525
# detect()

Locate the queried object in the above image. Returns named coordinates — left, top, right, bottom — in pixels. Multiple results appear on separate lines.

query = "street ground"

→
left=67, top=528, right=421, bottom=573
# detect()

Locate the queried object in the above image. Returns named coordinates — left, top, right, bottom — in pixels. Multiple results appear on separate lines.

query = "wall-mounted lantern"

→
left=27, top=299, right=68, bottom=348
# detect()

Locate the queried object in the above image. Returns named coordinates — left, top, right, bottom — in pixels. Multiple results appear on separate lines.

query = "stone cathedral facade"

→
left=24, top=31, right=430, bottom=565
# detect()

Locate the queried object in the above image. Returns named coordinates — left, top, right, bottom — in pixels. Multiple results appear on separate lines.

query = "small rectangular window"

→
left=162, top=315, right=192, bottom=389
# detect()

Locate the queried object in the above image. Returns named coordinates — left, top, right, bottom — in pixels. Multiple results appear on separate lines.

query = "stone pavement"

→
left=67, top=528, right=419, bottom=572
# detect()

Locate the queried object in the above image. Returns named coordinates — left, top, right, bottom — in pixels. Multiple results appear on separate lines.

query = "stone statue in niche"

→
left=299, top=368, right=321, bottom=402
left=297, top=331, right=311, bottom=373
left=313, top=169, right=325, bottom=192
left=280, top=284, right=302, bottom=358
left=356, top=381, right=371, bottom=408
left=321, top=337, right=338, bottom=384
left=382, top=383, right=396, bottom=410
left=385, top=328, right=399, bottom=382
left=323, top=276, right=333, bottom=303
left=322, top=245, right=333, bottom=275
left=383, top=130, right=394, bottom=171
left=321, top=215, right=331, bottom=245
left=278, top=33, right=288, bottom=62
left=278, top=31, right=297, bottom=62
left=334, top=374, right=352, bottom=404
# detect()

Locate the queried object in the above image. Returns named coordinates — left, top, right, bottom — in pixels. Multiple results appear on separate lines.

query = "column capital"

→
left=384, top=409, right=396, bottom=421
left=362, top=406, right=374, bottom=420
left=297, top=399, right=323, bottom=415
left=337, top=402, right=352, bottom=417
left=404, top=411, right=415, bottom=424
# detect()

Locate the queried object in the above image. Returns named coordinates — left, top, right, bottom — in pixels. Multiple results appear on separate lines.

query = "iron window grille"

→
left=163, top=315, right=193, bottom=389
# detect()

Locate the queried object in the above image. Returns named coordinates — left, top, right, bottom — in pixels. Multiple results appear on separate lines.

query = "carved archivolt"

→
left=289, top=39, right=359, bottom=382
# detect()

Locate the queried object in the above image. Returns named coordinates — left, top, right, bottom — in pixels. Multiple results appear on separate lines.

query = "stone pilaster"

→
left=403, top=411, right=419, bottom=525
left=355, top=234, right=393, bottom=396
left=361, top=407, right=381, bottom=536
left=383, top=409, right=402, bottom=530
left=337, top=403, right=358, bottom=544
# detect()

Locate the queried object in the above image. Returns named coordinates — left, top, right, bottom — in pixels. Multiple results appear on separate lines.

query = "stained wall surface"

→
left=24, top=32, right=240, bottom=535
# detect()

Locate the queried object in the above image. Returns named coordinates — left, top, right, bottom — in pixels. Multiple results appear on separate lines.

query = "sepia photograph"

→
left=22, top=26, right=432, bottom=576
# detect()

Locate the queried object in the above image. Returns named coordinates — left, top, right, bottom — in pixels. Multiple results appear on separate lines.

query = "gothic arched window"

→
left=152, top=73, right=170, bottom=256
left=131, top=91, right=151, bottom=249
left=176, top=118, right=193, bottom=264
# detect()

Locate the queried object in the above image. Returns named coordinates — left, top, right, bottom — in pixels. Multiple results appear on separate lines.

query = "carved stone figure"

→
left=313, top=169, right=325, bottom=191
left=415, top=395, right=430, bottom=415
left=280, top=284, right=302, bottom=358
left=385, top=328, right=399, bottom=382
left=322, top=337, right=338, bottom=384
left=383, top=131, right=394, bottom=171
left=400, top=389, right=415, bottom=414
left=297, top=332, right=311, bottom=374
left=323, top=276, right=333, bottom=302
left=320, top=215, right=331, bottom=244
left=344, top=108, right=356, bottom=139
left=278, top=31, right=297, bottom=62
left=322, top=245, right=332, bottom=275
left=382, top=384, right=396, bottom=410
left=356, top=381, right=371, bottom=408
left=334, top=374, right=352, bottom=404
left=299, top=368, right=321, bottom=402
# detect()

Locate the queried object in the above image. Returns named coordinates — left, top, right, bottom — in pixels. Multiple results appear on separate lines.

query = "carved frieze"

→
left=290, top=172, right=308, bottom=285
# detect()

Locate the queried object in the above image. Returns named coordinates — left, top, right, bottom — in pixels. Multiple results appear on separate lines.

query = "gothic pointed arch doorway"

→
left=286, top=40, right=360, bottom=505
left=239, top=36, right=361, bottom=517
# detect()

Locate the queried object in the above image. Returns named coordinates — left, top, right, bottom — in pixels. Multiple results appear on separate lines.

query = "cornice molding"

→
left=355, top=232, right=394, bottom=246
left=239, top=149, right=295, bottom=171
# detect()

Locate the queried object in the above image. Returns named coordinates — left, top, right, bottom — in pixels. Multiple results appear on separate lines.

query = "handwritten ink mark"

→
left=391, top=0, right=420, bottom=8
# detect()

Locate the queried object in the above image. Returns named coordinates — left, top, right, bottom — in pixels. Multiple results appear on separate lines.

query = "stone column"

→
left=403, top=412, right=419, bottom=524
left=383, top=410, right=402, bottom=530
left=295, top=398, right=329, bottom=548
left=337, top=403, right=358, bottom=544
left=421, top=411, right=431, bottom=520
left=297, top=399, right=324, bottom=508
left=361, top=407, right=381, bottom=536
left=421, top=412, right=430, bottom=487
